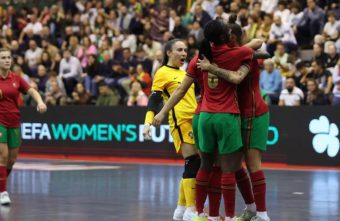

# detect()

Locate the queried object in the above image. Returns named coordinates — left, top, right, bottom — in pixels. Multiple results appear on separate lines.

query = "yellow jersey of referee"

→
left=152, top=65, right=197, bottom=127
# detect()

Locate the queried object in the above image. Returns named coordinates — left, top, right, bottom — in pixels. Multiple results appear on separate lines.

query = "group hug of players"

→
left=143, top=16, right=271, bottom=221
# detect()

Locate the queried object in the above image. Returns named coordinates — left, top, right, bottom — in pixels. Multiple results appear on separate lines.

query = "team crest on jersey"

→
left=0, top=89, right=2, bottom=99
left=207, top=72, right=218, bottom=88
left=0, top=132, right=2, bottom=138
left=13, top=82, right=17, bottom=88
left=188, top=131, right=194, bottom=139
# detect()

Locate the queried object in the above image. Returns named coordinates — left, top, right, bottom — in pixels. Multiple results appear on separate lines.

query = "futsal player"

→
left=0, top=48, right=47, bottom=205
left=142, top=39, right=200, bottom=221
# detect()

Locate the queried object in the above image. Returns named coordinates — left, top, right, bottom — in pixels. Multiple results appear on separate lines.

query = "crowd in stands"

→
left=0, top=0, right=339, bottom=106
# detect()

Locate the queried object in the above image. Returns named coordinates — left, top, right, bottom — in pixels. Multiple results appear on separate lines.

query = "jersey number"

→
left=207, top=72, right=218, bottom=88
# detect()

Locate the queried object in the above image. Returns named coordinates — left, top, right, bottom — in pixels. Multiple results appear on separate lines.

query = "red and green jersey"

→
left=200, top=44, right=253, bottom=113
left=238, top=60, right=269, bottom=118
left=0, top=72, right=30, bottom=127
left=187, top=54, right=204, bottom=115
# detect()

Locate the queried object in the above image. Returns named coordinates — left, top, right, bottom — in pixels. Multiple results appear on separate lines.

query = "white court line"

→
left=13, top=163, right=121, bottom=171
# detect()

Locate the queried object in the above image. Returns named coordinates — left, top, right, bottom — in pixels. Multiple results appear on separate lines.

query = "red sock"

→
left=235, top=167, right=254, bottom=204
left=0, top=166, right=7, bottom=192
left=196, top=169, right=210, bottom=213
left=6, top=168, right=12, bottom=177
left=221, top=172, right=236, bottom=218
left=250, top=170, right=266, bottom=211
left=208, top=167, right=222, bottom=217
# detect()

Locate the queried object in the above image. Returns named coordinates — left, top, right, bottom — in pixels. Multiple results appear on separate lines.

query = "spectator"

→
left=45, top=71, right=66, bottom=95
left=326, top=43, right=339, bottom=68
left=256, top=13, right=273, bottom=42
left=306, top=60, right=333, bottom=95
left=117, top=5, right=133, bottom=32
left=244, top=14, right=260, bottom=42
left=40, top=51, right=55, bottom=71
left=279, top=77, right=304, bottom=106
left=23, top=14, right=43, bottom=35
left=297, top=0, right=325, bottom=47
left=78, top=36, right=97, bottom=68
left=332, top=62, right=340, bottom=105
left=201, top=0, right=219, bottom=18
left=150, top=8, right=169, bottom=42
left=59, top=49, right=82, bottom=96
left=290, top=3, right=304, bottom=31
left=36, top=65, right=49, bottom=92
left=134, top=64, right=152, bottom=96
left=172, top=16, right=188, bottom=39
left=294, top=61, right=309, bottom=92
left=193, top=3, right=212, bottom=28
left=188, top=21, right=204, bottom=44
left=135, top=49, right=153, bottom=75
left=260, top=59, right=282, bottom=104
left=151, top=49, right=163, bottom=77
left=41, top=38, right=59, bottom=61
left=267, top=15, right=297, bottom=55
left=142, top=36, right=162, bottom=59
left=274, top=0, right=291, bottom=25
left=261, top=0, right=278, bottom=14
left=312, top=43, right=328, bottom=65
left=83, top=54, right=100, bottom=96
left=272, top=42, right=290, bottom=77
left=12, top=64, right=30, bottom=84
left=25, top=40, right=43, bottom=76
left=72, top=83, right=92, bottom=105
left=323, top=12, right=339, bottom=41
left=96, top=81, right=120, bottom=106
left=127, top=81, right=148, bottom=107
left=305, top=79, right=330, bottom=105
left=45, top=80, right=67, bottom=106
left=214, top=5, right=229, bottom=22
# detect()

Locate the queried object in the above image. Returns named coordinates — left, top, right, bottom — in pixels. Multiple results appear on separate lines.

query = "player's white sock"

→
left=246, top=203, right=256, bottom=213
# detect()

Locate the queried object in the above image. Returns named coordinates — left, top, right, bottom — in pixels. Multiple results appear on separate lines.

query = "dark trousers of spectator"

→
left=296, top=19, right=322, bottom=48
left=332, top=96, right=340, bottom=105
left=63, top=77, right=78, bottom=97
left=267, top=41, right=298, bottom=56
left=268, top=93, right=280, bottom=105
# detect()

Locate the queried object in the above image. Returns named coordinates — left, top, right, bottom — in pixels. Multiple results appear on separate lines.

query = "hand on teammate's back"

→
left=197, top=55, right=211, bottom=71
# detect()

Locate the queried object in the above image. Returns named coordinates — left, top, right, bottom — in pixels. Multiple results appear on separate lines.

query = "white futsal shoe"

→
left=250, top=216, right=270, bottom=221
left=173, top=205, right=186, bottom=220
left=0, top=192, right=11, bottom=205
left=183, top=206, right=196, bottom=221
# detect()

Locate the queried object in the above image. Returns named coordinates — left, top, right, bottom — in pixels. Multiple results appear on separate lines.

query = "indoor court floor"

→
left=1, top=159, right=339, bottom=221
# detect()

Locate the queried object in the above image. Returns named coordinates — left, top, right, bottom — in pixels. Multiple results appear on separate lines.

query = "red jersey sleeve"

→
left=18, top=76, right=30, bottom=94
left=186, top=55, right=199, bottom=78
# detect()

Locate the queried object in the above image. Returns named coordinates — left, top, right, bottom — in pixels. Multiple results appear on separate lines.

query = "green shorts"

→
left=198, top=112, right=242, bottom=155
left=0, top=124, right=21, bottom=149
left=241, top=112, right=270, bottom=151
left=192, top=114, right=200, bottom=151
